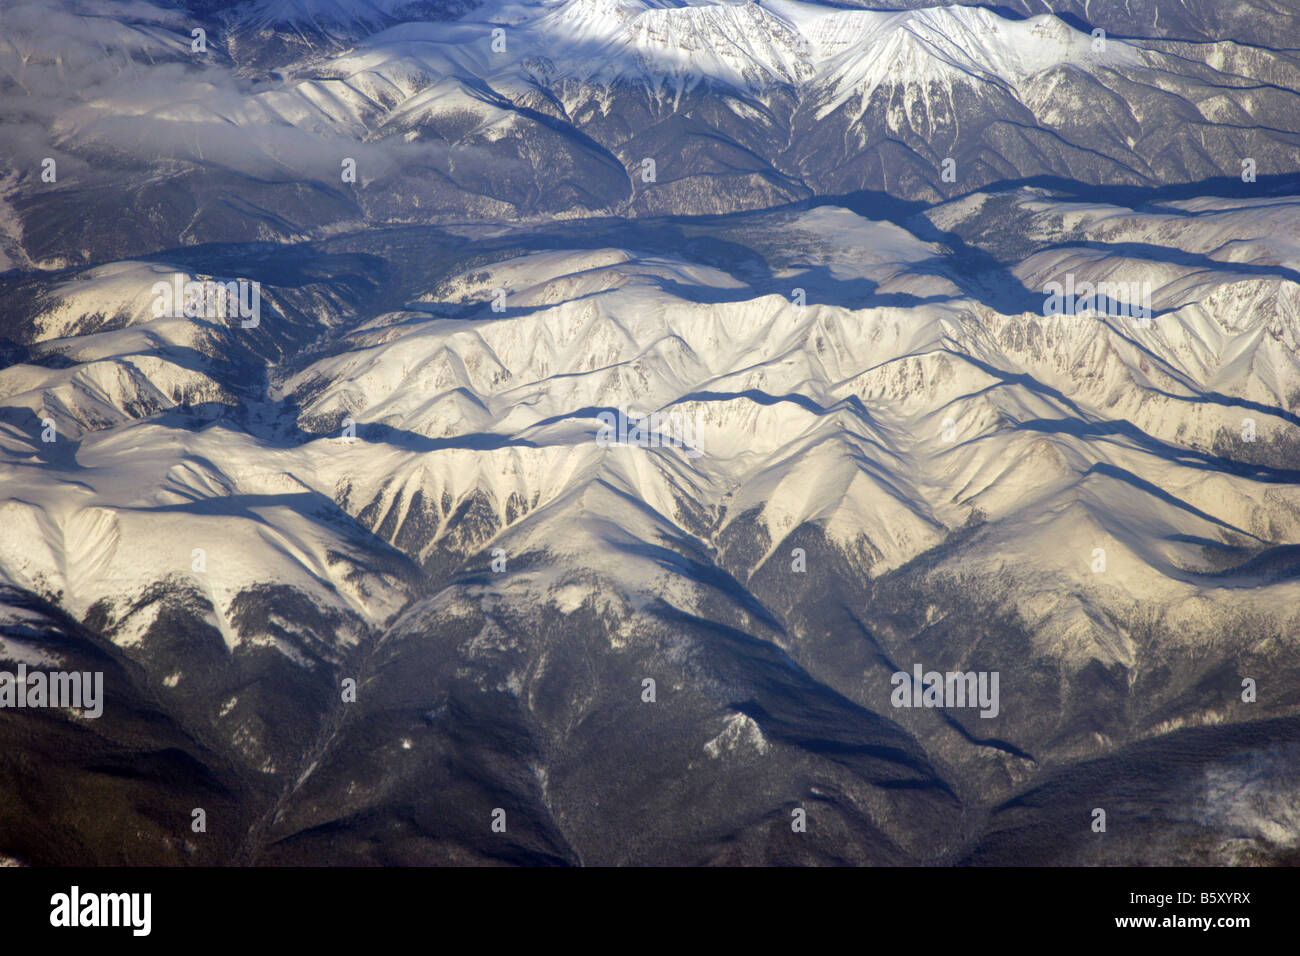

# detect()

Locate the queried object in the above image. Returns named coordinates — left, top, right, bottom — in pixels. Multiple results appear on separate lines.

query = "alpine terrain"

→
left=0, top=0, right=1299, bottom=866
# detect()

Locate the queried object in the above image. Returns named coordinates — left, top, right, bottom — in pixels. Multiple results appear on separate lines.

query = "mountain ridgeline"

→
left=0, top=0, right=1299, bottom=865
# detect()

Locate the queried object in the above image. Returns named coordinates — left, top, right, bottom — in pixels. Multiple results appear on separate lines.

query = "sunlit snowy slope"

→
left=0, top=0, right=1298, bottom=865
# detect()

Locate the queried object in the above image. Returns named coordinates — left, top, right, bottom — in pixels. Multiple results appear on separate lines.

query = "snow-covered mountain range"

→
left=5, top=0, right=1300, bottom=267
left=1, top=0, right=1299, bottom=865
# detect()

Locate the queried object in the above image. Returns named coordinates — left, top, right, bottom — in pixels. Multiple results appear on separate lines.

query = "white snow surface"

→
left=4, top=197, right=1299, bottom=667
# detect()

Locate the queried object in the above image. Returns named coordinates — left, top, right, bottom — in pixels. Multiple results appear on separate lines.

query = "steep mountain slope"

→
left=2, top=180, right=1299, bottom=862
left=4, top=0, right=1300, bottom=267
left=1, top=0, right=1299, bottom=867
